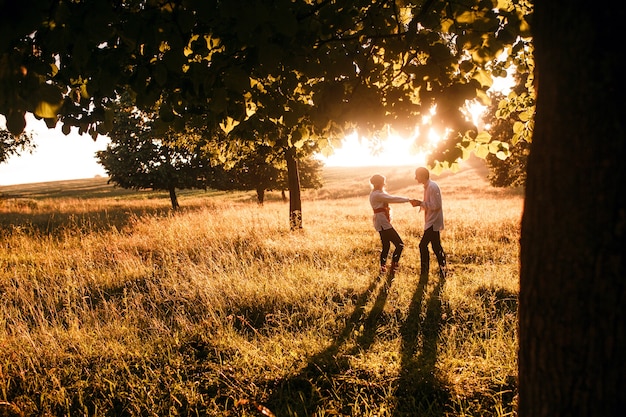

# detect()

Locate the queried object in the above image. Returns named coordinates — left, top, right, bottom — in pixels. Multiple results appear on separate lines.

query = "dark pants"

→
left=419, top=226, right=446, bottom=275
left=379, top=227, right=404, bottom=265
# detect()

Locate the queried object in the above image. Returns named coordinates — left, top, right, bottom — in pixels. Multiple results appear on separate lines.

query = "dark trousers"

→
left=378, top=227, right=404, bottom=265
left=419, top=226, right=446, bottom=275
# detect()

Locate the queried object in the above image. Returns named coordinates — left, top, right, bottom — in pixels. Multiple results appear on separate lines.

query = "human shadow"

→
left=262, top=268, right=449, bottom=416
left=391, top=272, right=448, bottom=416
left=353, top=271, right=396, bottom=350
left=263, top=270, right=395, bottom=416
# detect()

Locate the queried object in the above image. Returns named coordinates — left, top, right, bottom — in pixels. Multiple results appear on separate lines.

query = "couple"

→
left=369, top=167, right=446, bottom=278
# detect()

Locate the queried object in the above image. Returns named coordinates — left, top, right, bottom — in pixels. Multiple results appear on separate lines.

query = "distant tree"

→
left=211, top=142, right=323, bottom=204
left=96, top=100, right=214, bottom=210
left=0, top=129, right=34, bottom=165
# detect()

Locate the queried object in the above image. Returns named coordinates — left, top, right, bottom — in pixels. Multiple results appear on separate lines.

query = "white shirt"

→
left=420, top=179, right=444, bottom=231
left=369, top=189, right=410, bottom=231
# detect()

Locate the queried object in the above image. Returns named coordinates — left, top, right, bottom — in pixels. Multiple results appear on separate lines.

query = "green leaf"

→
left=6, top=110, right=26, bottom=136
left=518, top=109, right=533, bottom=122
left=153, top=63, right=168, bottom=86
left=44, top=118, right=57, bottom=128
left=476, top=89, right=491, bottom=106
left=34, top=100, right=62, bottom=119
left=219, top=117, right=240, bottom=134
left=472, top=69, right=493, bottom=88
left=475, top=131, right=491, bottom=143
left=223, top=67, right=250, bottom=91
left=495, top=150, right=508, bottom=160
left=475, top=143, right=489, bottom=158
left=456, top=11, right=476, bottom=25
left=159, top=103, right=175, bottom=122
left=440, top=18, right=454, bottom=33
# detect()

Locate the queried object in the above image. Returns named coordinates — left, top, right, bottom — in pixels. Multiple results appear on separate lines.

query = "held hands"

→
left=409, top=199, right=421, bottom=207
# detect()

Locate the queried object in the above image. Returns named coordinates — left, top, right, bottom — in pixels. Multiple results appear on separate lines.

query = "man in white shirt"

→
left=412, top=167, right=447, bottom=279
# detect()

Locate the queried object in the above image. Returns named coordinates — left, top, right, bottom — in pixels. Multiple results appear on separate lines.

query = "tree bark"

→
left=256, top=186, right=265, bottom=205
left=519, top=2, right=626, bottom=416
left=285, top=146, right=302, bottom=230
left=168, top=186, right=179, bottom=210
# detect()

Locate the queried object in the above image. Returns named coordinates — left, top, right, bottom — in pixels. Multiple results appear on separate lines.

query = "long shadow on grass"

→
left=391, top=272, right=448, bottom=416
left=264, top=271, right=394, bottom=415
left=263, top=270, right=447, bottom=416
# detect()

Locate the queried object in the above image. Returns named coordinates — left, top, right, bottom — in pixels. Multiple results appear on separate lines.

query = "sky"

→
left=0, top=114, right=109, bottom=186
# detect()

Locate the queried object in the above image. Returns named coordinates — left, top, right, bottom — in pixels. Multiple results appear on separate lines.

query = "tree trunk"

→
left=168, top=186, right=179, bottom=210
left=519, top=2, right=626, bottom=416
left=256, top=186, right=265, bottom=205
left=285, top=146, right=302, bottom=230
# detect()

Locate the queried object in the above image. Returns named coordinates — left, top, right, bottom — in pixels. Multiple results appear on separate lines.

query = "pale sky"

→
left=0, top=114, right=109, bottom=186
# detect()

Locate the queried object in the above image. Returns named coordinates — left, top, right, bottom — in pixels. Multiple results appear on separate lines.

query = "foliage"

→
left=484, top=73, right=534, bottom=187
left=95, top=97, right=216, bottom=210
left=0, top=128, right=34, bottom=165
left=0, top=1, right=532, bottom=159
left=210, top=143, right=324, bottom=204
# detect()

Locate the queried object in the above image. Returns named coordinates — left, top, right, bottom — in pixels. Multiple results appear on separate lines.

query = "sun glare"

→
left=318, top=97, right=491, bottom=168
left=321, top=130, right=430, bottom=167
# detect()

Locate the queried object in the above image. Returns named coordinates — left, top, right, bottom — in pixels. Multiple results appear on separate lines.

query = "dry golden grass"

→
left=0, top=161, right=522, bottom=416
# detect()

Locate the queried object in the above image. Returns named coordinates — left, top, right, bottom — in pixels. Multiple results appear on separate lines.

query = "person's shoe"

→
left=390, top=262, right=399, bottom=273
left=379, top=264, right=387, bottom=274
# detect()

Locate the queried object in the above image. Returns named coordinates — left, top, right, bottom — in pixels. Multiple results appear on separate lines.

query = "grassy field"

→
left=0, top=161, right=523, bottom=416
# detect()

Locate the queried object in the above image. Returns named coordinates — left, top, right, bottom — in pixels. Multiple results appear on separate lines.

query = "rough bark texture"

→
left=286, top=146, right=302, bottom=230
left=519, top=1, right=626, bottom=416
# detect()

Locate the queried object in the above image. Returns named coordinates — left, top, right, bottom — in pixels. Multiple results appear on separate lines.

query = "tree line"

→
left=94, top=92, right=322, bottom=209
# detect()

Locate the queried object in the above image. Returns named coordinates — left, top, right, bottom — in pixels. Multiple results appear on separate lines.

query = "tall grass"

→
left=0, top=163, right=523, bottom=416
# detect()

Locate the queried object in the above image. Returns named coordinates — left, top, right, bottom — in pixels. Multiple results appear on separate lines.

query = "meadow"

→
left=0, top=161, right=523, bottom=416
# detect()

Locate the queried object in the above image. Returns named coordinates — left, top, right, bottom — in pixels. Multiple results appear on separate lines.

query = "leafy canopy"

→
left=0, top=0, right=533, bottom=168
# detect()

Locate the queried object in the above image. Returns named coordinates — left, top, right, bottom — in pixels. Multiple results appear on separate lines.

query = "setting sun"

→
left=319, top=98, right=492, bottom=169
left=320, top=130, right=429, bottom=167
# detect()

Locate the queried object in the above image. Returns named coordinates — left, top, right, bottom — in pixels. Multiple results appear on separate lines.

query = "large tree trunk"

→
left=285, top=146, right=302, bottom=230
left=519, top=2, right=626, bottom=416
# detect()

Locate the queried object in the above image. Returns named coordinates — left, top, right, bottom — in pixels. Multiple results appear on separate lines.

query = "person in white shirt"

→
left=369, top=174, right=418, bottom=275
left=412, top=167, right=447, bottom=279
